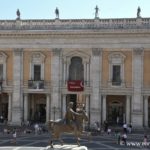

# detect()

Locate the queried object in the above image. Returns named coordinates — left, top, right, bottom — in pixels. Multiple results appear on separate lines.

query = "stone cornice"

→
left=0, top=29, right=150, bottom=39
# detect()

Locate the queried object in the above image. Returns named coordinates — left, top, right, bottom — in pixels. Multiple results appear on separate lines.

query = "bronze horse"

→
left=47, top=109, right=90, bottom=148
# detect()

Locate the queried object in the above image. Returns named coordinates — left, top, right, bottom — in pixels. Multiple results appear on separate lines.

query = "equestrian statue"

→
left=47, top=102, right=91, bottom=148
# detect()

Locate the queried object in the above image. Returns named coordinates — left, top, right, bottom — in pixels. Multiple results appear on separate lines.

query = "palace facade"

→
left=0, top=16, right=150, bottom=127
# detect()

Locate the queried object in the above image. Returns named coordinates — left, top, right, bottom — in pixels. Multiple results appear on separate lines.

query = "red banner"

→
left=67, top=80, right=84, bottom=91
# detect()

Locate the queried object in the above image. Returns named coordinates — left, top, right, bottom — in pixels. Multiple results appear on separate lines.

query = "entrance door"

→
left=34, top=104, right=46, bottom=123
left=107, top=101, right=124, bottom=125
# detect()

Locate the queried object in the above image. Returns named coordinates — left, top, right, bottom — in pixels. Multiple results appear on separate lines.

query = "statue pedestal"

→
left=45, top=145, right=88, bottom=150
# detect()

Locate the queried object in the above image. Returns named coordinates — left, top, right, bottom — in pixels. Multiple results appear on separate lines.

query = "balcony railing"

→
left=28, top=80, right=44, bottom=89
left=101, top=80, right=132, bottom=88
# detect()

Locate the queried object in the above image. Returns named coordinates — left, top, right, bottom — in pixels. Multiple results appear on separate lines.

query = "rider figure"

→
left=64, top=102, right=80, bottom=126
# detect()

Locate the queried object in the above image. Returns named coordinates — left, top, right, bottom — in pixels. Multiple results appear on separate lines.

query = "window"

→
left=108, top=52, right=126, bottom=87
left=34, top=65, right=41, bottom=81
left=30, top=52, right=45, bottom=81
left=112, top=65, right=121, bottom=85
left=0, top=64, right=3, bottom=80
left=69, top=57, right=83, bottom=80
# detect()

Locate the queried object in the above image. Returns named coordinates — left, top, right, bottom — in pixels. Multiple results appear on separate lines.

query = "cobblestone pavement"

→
left=0, top=132, right=150, bottom=150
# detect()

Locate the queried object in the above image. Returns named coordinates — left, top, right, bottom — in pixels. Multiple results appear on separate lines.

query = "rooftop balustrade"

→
left=0, top=17, right=149, bottom=30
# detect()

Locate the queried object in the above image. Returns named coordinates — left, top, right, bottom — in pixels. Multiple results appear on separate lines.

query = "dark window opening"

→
left=112, top=65, right=121, bottom=85
left=34, top=65, right=41, bottom=81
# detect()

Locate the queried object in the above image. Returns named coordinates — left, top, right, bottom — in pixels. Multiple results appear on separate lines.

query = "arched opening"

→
left=69, top=57, right=83, bottom=80
left=107, top=95, right=125, bottom=125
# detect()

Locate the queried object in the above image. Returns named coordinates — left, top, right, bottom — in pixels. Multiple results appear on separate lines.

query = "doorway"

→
left=107, top=95, right=125, bottom=125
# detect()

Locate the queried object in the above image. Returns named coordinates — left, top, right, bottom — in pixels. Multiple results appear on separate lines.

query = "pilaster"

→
left=90, top=48, right=102, bottom=124
left=126, top=95, right=131, bottom=124
left=46, top=94, right=50, bottom=122
left=144, top=96, right=148, bottom=127
left=102, top=95, right=106, bottom=123
left=51, top=48, right=61, bottom=120
left=24, top=93, right=28, bottom=123
left=132, top=48, right=143, bottom=127
left=8, top=93, right=12, bottom=123
left=11, top=48, right=23, bottom=125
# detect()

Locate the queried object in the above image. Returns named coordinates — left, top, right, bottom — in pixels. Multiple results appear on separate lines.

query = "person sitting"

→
left=64, top=102, right=81, bottom=129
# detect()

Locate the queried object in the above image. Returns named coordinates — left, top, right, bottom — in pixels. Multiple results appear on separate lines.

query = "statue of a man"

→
left=137, top=6, right=141, bottom=18
left=55, top=7, right=59, bottom=19
left=64, top=102, right=80, bottom=125
left=95, top=5, right=99, bottom=18
left=16, top=9, right=20, bottom=20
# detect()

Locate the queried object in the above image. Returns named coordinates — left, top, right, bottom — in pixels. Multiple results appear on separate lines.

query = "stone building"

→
left=0, top=16, right=150, bottom=127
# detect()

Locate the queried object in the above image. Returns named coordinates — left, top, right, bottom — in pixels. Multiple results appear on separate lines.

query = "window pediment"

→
left=31, top=52, right=45, bottom=64
left=0, top=52, right=7, bottom=63
left=108, top=52, right=126, bottom=64
left=63, top=50, right=90, bottom=63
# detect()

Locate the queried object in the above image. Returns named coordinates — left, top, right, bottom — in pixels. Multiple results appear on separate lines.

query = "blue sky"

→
left=0, top=0, right=149, bottom=19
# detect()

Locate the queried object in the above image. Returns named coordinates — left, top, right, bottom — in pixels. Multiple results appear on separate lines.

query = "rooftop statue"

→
left=16, top=9, right=20, bottom=20
left=95, top=5, right=99, bottom=18
left=137, top=6, right=141, bottom=18
left=55, top=7, right=59, bottom=19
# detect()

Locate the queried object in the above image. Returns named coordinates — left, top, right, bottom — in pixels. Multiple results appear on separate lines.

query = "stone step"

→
left=45, top=145, right=88, bottom=150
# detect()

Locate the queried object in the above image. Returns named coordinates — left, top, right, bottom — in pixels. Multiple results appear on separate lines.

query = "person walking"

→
left=11, top=128, right=17, bottom=145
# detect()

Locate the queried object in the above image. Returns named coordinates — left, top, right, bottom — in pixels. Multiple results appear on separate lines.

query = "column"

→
left=126, top=95, right=131, bottom=124
left=132, top=48, right=143, bottom=127
left=8, top=93, right=12, bottom=123
left=31, top=95, right=34, bottom=119
left=102, top=95, right=106, bottom=123
left=85, top=95, right=89, bottom=116
left=86, top=63, right=89, bottom=85
left=83, top=61, right=87, bottom=82
left=144, top=96, right=148, bottom=127
left=24, top=94, right=28, bottom=122
left=11, top=49, right=23, bottom=125
left=62, top=94, right=66, bottom=117
left=63, top=60, right=66, bottom=84
left=46, top=94, right=50, bottom=122
left=90, top=48, right=102, bottom=124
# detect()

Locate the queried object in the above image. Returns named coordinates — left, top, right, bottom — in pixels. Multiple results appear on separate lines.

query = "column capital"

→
left=92, top=48, right=102, bottom=56
left=24, top=93, right=28, bottom=96
left=46, top=94, right=50, bottom=97
left=144, top=95, right=149, bottom=100
left=8, top=92, right=12, bottom=96
left=133, top=48, right=144, bottom=55
left=14, top=48, right=23, bottom=56
left=102, top=94, right=106, bottom=98
left=52, top=48, right=62, bottom=56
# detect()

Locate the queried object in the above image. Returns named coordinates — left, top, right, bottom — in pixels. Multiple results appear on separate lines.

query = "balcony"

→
left=100, top=80, right=133, bottom=95
left=28, top=80, right=44, bottom=89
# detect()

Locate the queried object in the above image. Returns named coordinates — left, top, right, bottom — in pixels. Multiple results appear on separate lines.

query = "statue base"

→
left=45, top=145, right=88, bottom=150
